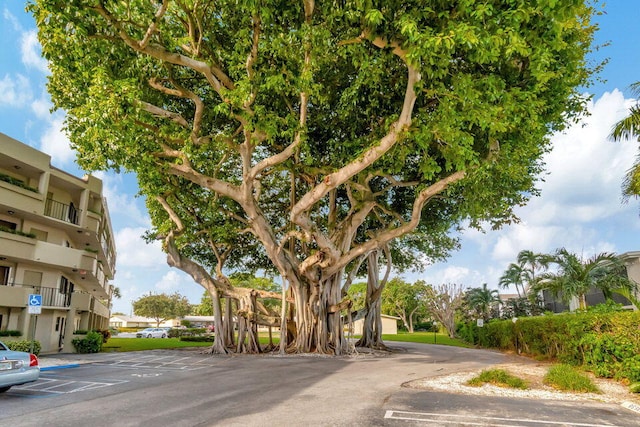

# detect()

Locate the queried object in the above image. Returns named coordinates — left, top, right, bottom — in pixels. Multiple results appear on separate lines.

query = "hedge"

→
left=458, top=311, right=640, bottom=383
left=5, top=340, right=41, bottom=355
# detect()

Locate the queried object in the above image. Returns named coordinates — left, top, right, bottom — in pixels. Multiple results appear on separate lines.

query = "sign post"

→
left=28, top=294, right=42, bottom=314
left=27, top=294, right=42, bottom=354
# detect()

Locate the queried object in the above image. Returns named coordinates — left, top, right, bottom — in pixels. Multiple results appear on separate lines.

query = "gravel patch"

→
left=406, top=362, right=640, bottom=404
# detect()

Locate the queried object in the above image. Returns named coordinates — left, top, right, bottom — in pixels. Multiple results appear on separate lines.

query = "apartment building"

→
left=0, top=133, right=116, bottom=353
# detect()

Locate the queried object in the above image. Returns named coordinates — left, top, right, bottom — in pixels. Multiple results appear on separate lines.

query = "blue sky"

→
left=1, top=2, right=639, bottom=314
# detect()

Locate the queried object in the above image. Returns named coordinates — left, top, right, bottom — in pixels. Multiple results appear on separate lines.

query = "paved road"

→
left=1, top=343, right=638, bottom=426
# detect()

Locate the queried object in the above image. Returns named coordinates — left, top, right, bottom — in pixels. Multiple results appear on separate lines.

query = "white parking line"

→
left=14, top=377, right=128, bottom=394
left=384, top=410, right=619, bottom=427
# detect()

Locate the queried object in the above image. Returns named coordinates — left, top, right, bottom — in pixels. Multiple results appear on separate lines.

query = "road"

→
left=1, top=342, right=638, bottom=426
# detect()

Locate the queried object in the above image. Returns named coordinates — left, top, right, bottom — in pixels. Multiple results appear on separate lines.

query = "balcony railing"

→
left=1, top=282, right=72, bottom=308
left=34, top=286, right=72, bottom=307
left=44, top=198, right=81, bottom=225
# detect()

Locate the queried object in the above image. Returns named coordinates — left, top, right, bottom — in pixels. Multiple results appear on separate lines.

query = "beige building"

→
left=0, top=133, right=116, bottom=353
left=351, top=314, right=400, bottom=335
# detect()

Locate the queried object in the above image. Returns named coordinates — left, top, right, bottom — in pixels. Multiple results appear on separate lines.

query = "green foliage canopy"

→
left=133, top=292, right=192, bottom=326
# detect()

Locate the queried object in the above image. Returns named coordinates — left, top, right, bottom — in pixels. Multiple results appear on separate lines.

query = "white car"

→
left=135, top=328, right=167, bottom=338
left=0, top=340, right=40, bottom=393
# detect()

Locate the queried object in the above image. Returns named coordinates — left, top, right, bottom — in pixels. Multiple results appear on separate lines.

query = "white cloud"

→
left=94, top=172, right=151, bottom=228
left=20, top=30, right=48, bottom=74
left=114, top=226, right=164, bottom=268
left=155, top=270, right=188, bottom=292
left=538, top=90, right=637, bottom=224
left=3, top=8, right=21, bottom=31
left=38, top=116, right=76, bottom=165
left=0, top=74, right=33, bottom=107
left=31, top=96, right=52, bottom=119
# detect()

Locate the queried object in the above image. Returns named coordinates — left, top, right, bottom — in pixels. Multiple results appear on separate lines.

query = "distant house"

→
left=541, top=251, right=640, bottom=313
left=350, top=314, right=401, bottom=335
left=109, top=315, right=155, bottom=328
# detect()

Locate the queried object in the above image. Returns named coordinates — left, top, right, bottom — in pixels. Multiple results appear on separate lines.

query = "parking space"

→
left=383, top=410, right=622, bottom=426
left=90, top=353, right=213, bottom=371
left=8, top=351, right=215, bottom=397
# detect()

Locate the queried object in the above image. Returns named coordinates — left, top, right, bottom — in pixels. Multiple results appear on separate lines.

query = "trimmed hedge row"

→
left=4, top=340, right=41, bottom=355
left=458, top=311, right=640, bottom=383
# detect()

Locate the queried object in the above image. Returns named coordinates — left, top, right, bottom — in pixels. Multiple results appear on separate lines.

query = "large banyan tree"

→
left=31, top=0, right=597, bottom=354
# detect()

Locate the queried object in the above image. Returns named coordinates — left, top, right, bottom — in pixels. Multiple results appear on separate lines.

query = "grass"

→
left=103, top=337, right=213, bottom=352
left=102, top=331, right=469, bottom=352
left=467, top=369, right=529, bottom=389
left=543, top=364, right=600, bottom=393
left=381, top=332, right=473, bottom=348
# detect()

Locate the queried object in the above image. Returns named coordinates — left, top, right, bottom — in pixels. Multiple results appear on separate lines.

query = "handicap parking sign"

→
left=28, top=294, right=42, bottom=314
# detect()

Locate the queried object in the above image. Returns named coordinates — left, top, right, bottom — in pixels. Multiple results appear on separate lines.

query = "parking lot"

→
left=1, top=345, right=639, bottom=426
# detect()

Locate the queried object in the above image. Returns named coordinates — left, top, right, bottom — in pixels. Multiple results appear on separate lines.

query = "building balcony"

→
left=0, top=180, right=45, bottom=216
left=0, top=284, right=71, bottom=308
left=0, top=230, right=37, bottom=260
left=44, top=198, right=81, bottom=226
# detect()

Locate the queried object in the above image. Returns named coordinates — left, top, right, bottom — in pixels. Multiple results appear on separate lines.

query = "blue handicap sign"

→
left=28, top=294, right=42, bottom=306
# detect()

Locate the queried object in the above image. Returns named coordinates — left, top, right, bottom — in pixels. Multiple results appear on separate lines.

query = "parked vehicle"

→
left=0, top=340, right=40, bottom=393
left=135, top=328, right=167, bottom=338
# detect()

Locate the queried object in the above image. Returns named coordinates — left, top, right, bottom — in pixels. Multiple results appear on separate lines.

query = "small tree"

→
left=193, top=290, right=213, bottom=316
left=133, top=292, right=191, bottom=327
left=423, top=283, right=467, bottom=338
left=381, top=278, right=428, bottom=333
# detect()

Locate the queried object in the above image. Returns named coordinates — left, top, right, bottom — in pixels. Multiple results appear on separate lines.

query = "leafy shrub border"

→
left=458, top=311, right=640, bottom=384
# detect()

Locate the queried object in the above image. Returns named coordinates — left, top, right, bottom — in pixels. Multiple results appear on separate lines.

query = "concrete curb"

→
left=41, top=364, right=80, bottom=371
left=621, top=401, right=640, bottom=415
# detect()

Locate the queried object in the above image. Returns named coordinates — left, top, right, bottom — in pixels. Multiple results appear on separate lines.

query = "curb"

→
left=41, top=364, right=80, bottom=371
left=621, top=401, right=640, bottom=415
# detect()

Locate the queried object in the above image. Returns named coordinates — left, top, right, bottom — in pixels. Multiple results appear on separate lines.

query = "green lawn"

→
left=102, top=331, right=470, bottom=352
left=382, top=332, right=472, bottom=348
left=103, top=337, right=213, bottom=352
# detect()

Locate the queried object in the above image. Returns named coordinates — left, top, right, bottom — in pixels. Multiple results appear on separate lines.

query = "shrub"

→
left=543, top=364, right=600, bottom=393
left=95, top=329, right=111, bottom=343
left=0, top=330, right=22, bottom=337
left=467, top=369, right=528, bottom=390
left=5, top=340, right=41, bottom=355
left=73, top=330, right=88, bottom=335
left=72, top=331, right=103, bottom=353
left=459, top=311, right=640, bottom=384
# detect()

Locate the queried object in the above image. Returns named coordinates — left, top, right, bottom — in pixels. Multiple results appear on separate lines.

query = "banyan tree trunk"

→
left=288, top=273, right=348, bottom=354
left=208, top=287, right=230, bottom=354
left=355, top=252, right=386, bottom=349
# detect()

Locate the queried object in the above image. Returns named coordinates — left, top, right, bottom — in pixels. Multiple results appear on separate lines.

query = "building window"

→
left=30, top=228, right=49, bottom=242
left=0, top=220, right=17, bottom=230
left=0, top=266, right=9, bottom=286
left=59, top=276, right=69, bottom=294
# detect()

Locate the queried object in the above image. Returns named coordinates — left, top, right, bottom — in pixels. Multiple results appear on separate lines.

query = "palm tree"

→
left=499, top=263, right=527, bottom=298
left=534, top=248, right=637, bottom=310
left=499, top=250, right=552, bottom=299
left=610, top=81, right=640, bottom=197
left=466, top=283, right=501, bottom=321
left=516, top=250, right=552, bottom=294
